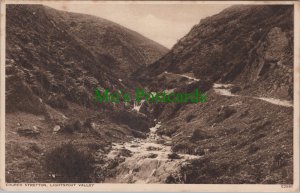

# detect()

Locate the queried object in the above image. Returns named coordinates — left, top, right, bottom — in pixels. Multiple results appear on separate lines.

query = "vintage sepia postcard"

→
left=0, top=0, right=299, bottom=192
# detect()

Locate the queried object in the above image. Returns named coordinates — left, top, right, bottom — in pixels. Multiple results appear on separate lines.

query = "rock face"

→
left=6, top=4, right=168, bottom=114
left=136, top=5, right=293, bottom=99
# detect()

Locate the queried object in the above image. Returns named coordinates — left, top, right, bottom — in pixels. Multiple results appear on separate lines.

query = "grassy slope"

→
left=44, top=6, right=169, bottom=79
left=156, top=90, right=293, bottom=184
left=5, top=5, right=157, bottom=183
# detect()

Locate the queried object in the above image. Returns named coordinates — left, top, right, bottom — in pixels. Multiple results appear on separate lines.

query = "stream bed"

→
left=104, top=123, right=200, bottom=183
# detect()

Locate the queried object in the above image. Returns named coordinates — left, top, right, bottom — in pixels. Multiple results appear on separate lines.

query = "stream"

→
left=104, top=122, right=200, bottom=183
left=102, top=75, right=292, bottom=183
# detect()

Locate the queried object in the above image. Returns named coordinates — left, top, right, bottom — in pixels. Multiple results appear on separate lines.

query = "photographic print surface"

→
left=2, top=1, right=299, bottom=191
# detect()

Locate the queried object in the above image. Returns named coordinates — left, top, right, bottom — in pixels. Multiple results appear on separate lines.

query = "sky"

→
left=47, top=3, right=230, bottom=49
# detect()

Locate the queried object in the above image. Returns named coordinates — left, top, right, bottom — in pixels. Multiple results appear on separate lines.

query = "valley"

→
left=5, top=4, right=294, bottom=184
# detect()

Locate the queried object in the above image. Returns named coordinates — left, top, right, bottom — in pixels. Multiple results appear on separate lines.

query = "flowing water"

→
left=104, top=122, right=200, bottom=183
left=133, top=100, right=145, bottom=112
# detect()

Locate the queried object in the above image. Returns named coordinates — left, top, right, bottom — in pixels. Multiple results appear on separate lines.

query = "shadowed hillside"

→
left=5, top=4, right=164, bottom=183
left=45, top=6, right=169, bottom=79
left=6, top=4, right=168, bottom=114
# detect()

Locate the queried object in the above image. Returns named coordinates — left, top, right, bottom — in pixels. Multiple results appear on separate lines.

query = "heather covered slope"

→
left=128, top=5, right=294, bottom=184
left=136, top=5, right=293, bottom=100
left=152, top=87, right=293, bottom=184
left=6, top=4, right=120, bottom=113
left=5, top=4, right=161, bottom=182
left=6, top=4, right=167, bottom=114
left=44, top=6, right=168, bottom=79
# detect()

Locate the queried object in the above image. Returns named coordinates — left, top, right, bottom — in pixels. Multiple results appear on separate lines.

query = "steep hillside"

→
left=5, top=4, right=159, bottom=182
left=129, top=5, right=294, bottom=184
left=44, top=6, right=168, bottom=79
left=6, top=4, right=117, bottom=113
left=6, top=4, right=167, bottom=114
left=136, top=5, right=293, bottom=100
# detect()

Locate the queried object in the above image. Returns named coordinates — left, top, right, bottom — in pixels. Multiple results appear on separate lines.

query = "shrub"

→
left=45, top=143, right=94, bottom=182
left=248, top=144, right=260, bottom=154
left=29, top=143, right=42, bottom=153
left=157, top=125, right=180, bottom=137
left=47, top=95, right=68, bottom=109
left=215, top=106, right=237, bottom=123
left=6, top=77, right=46, bottom=115
left=61, top=120, right=82, bottom=133
left=165, top=175, right=178, bottom=184
left=190, top=129, right=211, bottom=141
left=131, top=130, right=147, bottom=139
left=271, top=152, right=290, bottom=171
left=185, top=114, right=196, bottom=122
left=180, top=158, right=228, bottom=183
left=172, top=143, right=196, bottom=154
left=118, top=149, right=132, bottom=157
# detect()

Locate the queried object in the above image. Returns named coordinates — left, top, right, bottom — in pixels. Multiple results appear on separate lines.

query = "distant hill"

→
left=44, top=6, right=169, bottom=79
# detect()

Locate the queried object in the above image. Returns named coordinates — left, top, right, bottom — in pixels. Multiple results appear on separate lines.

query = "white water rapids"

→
left=133, top=100, right=145, bottom=112
left=104, top=122, right=200, bottom=183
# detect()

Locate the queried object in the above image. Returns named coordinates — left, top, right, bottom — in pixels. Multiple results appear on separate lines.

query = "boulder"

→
left=146, top=153, right=158, bottom=159
left=109, top=110, right=154, bottom=133
left=146, top=146, right=162, bottom=151
left=53, top=125, right=61, bottom=132
left=168, top=153, right=181, bottom=160
left=60, top=120, right=82, bottom=133
left=118, top=149, right=132, bottom=157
